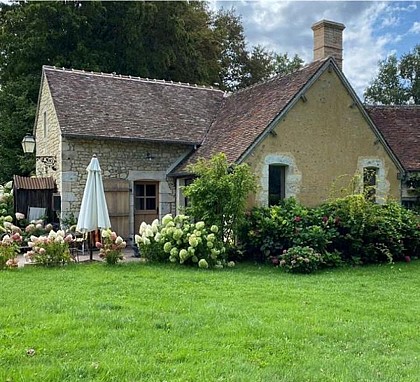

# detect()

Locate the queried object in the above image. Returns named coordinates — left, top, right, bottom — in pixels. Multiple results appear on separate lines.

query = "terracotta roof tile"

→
left=173, top=58, right=328, bottom=173
left=366, top=106, right=420, bottom=171
left=44, top=66, right=224, bottom=144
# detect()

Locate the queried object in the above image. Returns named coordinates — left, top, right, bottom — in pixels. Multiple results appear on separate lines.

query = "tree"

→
left=241, top=50, right=304, bottom=88
left=273, top=53, right=304, bottom=76
left=183, top=153, right=256, bottom=245
left=240, top=45, right=275, bottom=88
left=364, top=45, right=419, bottom=105
left=0, top=1, right=222, bottom=181
left=0, top=1, right=302, bottom=181
left=400, top=45, right=420, bottom=104
left=212, top=8, right=248, bottom=91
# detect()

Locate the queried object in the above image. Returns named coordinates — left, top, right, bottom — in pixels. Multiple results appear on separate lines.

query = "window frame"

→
left=134, top=182, right=158, bottom=212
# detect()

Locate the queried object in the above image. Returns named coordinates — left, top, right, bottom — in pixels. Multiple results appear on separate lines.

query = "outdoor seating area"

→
left=1, top=155, right=132, bottom=268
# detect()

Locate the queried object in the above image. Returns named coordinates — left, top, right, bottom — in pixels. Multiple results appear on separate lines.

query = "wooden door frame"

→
left=132, top=180, right=160, bottom=236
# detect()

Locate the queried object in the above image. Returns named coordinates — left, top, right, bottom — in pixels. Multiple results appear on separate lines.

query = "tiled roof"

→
left=44, top=66, right=224, bottom=144
left=366, top=106, right=420, bottom=171
left=173, top=58, right=329, bottom=173
left=13, top=175, right=56, bottom=190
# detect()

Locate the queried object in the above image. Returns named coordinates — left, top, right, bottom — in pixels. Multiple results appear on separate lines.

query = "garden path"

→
left=16, top=247, right=142, bottom=267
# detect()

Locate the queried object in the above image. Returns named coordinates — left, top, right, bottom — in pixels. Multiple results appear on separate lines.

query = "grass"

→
left=1, top=261, right=419, bottom=382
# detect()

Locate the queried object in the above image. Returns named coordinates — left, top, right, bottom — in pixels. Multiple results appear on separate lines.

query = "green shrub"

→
left=96, top=229, right=127, bottom=265
left=240, top=195, right=420, bottom=266
left=136, top=214, right=226, bottom=268
left=183, top=153, right=256, bottom=246
left=323, top=196, right=420, bottom=264
left=0, top=181, right=14, bottom=218
left=279, top=246, right=322, bottom=274
left=239, top=198, right=338, bottom=262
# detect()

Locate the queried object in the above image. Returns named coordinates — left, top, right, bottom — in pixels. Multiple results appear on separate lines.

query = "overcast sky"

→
left=211, top=1, right=419, bottom=99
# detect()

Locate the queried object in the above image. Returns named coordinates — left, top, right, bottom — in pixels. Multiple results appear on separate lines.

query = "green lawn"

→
left=1, top=261, right=419, bottom=382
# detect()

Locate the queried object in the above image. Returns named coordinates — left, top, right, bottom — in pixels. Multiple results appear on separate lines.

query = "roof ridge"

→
left=228, top=57, right=329, bottom=98
left=42, top=65, right=224, bottom=93
left=366, top=104, right=420, bottom=108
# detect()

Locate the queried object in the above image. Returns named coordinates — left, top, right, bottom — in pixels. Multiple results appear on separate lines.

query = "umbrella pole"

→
left=89, top=232, right=93, bottom=261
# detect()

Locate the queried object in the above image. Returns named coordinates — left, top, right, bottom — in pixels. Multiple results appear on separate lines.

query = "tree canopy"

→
left=0, top=1, right=302, bottom=182
left=364, top=45, right=420, bottom=105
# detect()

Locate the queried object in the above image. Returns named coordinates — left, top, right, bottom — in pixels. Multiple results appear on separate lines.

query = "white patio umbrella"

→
left=76, top=155, right=111, bottom=260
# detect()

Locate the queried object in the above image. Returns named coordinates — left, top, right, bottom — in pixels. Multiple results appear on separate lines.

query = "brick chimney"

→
left=311, top=20, right=345, bottom=70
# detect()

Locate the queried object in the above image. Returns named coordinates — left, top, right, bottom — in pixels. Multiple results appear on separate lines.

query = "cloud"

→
left=409, top=21, right=420, bottom=34
left=214, top=1, right=405, bottom=99
left=381, top=16, right=399, bottom=28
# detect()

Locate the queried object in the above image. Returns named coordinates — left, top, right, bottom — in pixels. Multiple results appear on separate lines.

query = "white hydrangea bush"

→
left=135, top=214, right=227, bottom=268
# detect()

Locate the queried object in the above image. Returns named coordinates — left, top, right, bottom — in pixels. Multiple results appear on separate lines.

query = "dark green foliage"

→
left=240, top=195, right=420, bottom=266
left=183, top=153, right=256, bottom=245
left=324, top=195, right=420, bottom=264
left=364, top=45, right=420, bottom=105
left=239, top=198, right=338, bottom=262
left=0, top=1, right=303, bottom=181
left=279, top=246, right=322, bottom=274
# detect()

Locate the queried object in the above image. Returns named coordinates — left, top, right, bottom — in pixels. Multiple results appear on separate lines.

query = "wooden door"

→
left=103, top=179, right=130, bottom=239
left=134, top=181, right=159, bottom=233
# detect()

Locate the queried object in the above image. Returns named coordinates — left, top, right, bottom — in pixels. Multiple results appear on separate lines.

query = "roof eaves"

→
left=166, top=147, right=196, bottom=175
left=167, top=170, right=194, bottom=178
left=62, top=133, right=201, bottom=146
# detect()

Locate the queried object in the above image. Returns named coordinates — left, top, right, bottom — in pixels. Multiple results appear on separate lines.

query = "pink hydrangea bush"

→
left=26, top=230, right=74, bottom=266
left=96, top=229, right=126, bottom=265
left=0, top=231, right=22, bottom=269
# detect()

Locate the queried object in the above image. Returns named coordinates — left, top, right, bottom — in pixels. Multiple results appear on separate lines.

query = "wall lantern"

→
left=146, top=152, right=155, bottom=161
left=21, top=134, right=36, bottom=154
left=21, top=134, right=57, bottom=171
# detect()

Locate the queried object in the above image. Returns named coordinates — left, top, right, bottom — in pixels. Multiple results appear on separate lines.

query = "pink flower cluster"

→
left=96, top=229, right=126, bottom=263
left=25, top=230, right=74, bottom=263
left=1, top=232, right=22, bottom=245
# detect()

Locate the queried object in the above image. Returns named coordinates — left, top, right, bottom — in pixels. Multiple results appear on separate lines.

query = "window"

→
left=43, top=111, right=47, bottom=138
left=363, top=167, right=377, bottom=202
left=134, top=183, right=157, bottom=211
left=269, top=165, right=286, bottom=206
left=183, top=178, right=193, bottom=208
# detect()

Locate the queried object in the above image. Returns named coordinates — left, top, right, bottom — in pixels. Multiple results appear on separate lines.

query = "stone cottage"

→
left=32, top=20, right=413, bottom=240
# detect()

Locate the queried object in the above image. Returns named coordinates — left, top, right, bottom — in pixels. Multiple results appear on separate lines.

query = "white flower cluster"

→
left=0, top=215, right=23, bottom=236
left=135, top=219, right=160, bottom=246
left=135, top=214, right=227, bottom=268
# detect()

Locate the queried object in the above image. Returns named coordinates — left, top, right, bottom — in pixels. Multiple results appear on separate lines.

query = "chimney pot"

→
left=312, top=20, right=345, bottom=70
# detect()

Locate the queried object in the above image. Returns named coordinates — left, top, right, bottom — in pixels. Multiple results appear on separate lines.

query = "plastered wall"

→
left=246, top=69, right=401, bottom=207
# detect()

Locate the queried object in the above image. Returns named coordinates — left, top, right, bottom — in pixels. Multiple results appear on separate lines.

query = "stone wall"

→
left=34, top=76, right=62, bottom=186
left=61, top=138, right=191, bottom=220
